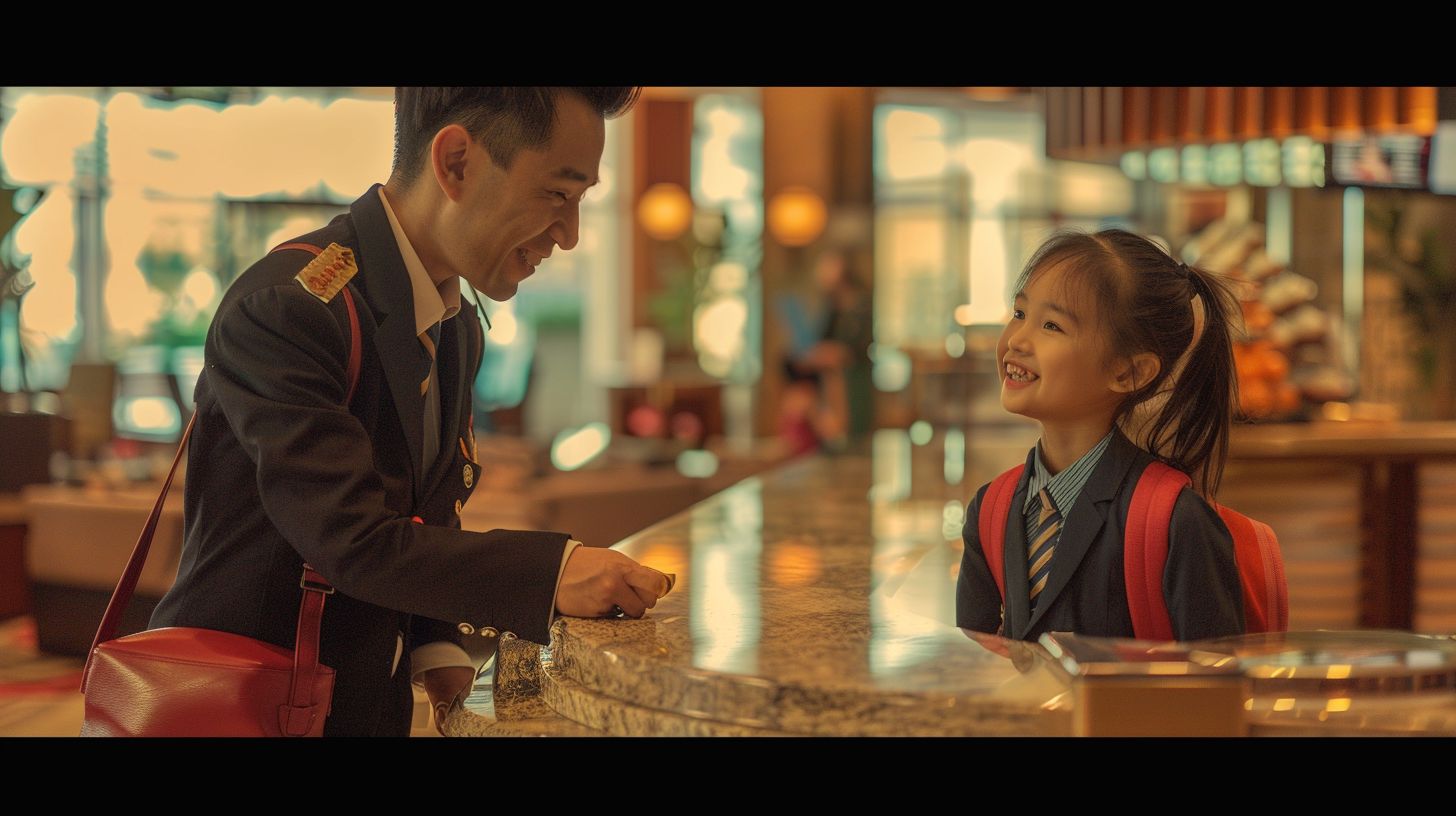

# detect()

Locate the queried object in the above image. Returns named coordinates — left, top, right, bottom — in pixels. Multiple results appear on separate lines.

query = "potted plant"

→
left=1364, top=192, right=1456, bottom=421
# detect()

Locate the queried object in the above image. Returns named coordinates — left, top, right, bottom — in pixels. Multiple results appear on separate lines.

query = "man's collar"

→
left=376, top=186, right=460, bottom=335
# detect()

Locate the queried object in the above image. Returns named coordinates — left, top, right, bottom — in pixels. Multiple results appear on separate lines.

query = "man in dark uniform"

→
left=150, top=87, right=669, bottom=737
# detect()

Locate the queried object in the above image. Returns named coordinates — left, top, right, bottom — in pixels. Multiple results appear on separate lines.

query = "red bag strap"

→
left=1214, top=505, right=1289, bottom=633
left=83, top=242, right=362, bottom=717
left=81, top=414, right=198, bottom=684
left=274, top=242, right=362, bottom=404
left=1124, top=461, right=1185, bottom=642
left=1253, top=514, right=1290, bottom=632
left=977, top=465, right=1024, bottom=601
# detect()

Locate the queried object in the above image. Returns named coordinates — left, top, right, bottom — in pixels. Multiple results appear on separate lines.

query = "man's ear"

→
left=431, top=125, right=472, bottom=201
left=1111, top=352, right=1160, bottom=393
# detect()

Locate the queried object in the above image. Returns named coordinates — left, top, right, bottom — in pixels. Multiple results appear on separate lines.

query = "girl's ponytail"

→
left=1141, top=262, right=1241, bottom=498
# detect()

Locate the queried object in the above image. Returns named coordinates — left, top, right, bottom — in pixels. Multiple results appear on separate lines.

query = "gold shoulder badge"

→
left=294, top=242, right=357, bottom=303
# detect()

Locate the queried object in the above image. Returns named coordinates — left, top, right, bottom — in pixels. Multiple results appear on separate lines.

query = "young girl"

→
left=956, top=228, right=1246, bottom=643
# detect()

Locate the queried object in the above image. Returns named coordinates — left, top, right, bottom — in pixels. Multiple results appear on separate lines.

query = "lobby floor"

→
left=0, top=615, right=86, bottom=737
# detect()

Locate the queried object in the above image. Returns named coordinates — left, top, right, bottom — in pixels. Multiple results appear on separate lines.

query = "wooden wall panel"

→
left=1044, top=86, right=1440, bottom=163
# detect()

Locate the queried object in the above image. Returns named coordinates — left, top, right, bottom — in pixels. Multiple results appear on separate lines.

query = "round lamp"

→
left=766, top=186, right=827, bottom=247
left=636, top=183, right=694, bottom=241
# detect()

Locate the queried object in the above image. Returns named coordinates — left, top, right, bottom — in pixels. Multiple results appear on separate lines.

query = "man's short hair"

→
left=391, top=87, right=641, bottom=190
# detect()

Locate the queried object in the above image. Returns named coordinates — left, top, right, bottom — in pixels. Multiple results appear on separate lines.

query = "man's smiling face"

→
left=447, top=92, right=605, bottom=302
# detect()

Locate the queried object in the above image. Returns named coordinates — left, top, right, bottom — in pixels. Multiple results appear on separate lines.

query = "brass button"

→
left=458, top=622, right=475, bottom=635
left=455, top=499, right=462, bottom=515
left=464, top=464, right=473, bottom=488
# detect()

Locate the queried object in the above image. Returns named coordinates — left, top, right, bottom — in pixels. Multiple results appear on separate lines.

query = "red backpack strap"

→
left=1255, top=515, right=1289, bottom=632
left=1214, top=505, right=1289, bottom=633
left=1125, top=461, right=1186, bottom=641
left=272, top=241, right=361, bottom=403
left=977, top=465, right=1024, bottom=601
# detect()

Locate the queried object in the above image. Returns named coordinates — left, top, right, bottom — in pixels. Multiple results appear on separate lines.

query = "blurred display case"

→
left=1044, top=629, right=1456, bottom=737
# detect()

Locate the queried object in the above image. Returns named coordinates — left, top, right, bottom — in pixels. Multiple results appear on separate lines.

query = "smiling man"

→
left=150, top=88, right=670, bottom=737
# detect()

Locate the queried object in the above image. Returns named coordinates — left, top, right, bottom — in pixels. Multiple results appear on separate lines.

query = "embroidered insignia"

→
left=294, top=242, right=358, bottom=303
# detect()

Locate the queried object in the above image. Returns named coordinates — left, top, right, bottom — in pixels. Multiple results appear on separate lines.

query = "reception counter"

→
left=447, top=427, right=1456, bottom=737
left=451, top=429, right=1079, bottom=736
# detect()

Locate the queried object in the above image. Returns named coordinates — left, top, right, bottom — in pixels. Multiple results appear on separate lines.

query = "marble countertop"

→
left=450, top=427, right=1078, bottom=737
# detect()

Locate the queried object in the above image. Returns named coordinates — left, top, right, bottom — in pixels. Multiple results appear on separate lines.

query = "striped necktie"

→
left=420, top=321, right=442, bottom=469
left=1027, top=487, right=1062, bottom=609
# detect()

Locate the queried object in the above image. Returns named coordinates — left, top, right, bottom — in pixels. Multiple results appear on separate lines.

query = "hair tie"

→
left=1174, top=262, right=1191, bottom=279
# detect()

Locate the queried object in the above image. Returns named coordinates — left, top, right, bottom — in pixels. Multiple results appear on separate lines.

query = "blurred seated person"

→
left=784, top=248, right=872, bottom=448
left=779, top=360, right=847, bottom=457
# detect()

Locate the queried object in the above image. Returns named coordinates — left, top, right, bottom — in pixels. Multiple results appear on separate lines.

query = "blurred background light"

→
left=636, top=182, right=693, bottom=242
left=870, top=344, right=912, bottom=392
left=550, top=422, right=610, bottom=471
left=765, top=186, right=827, bottom=247
left=676, top=448, right=719, bottom=479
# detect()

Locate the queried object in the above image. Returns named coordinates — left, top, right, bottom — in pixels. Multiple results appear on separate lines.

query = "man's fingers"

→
left=611, top=597, right=647, bottom=619
left=611, top=565, right=674, bottom=618
left=628, top=583, right=659, bottom=609
left=625, top=565, right=673, bottom=599
left=558, top=547, right=677, bottom=620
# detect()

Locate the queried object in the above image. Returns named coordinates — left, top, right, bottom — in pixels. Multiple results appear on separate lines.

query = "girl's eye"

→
left=1012, top=309, right=1025, bottom=320
left=1043, top=321, right=1062, bottom=332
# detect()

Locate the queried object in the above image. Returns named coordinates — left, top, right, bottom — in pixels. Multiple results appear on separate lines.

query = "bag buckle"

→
left=300, top=566, right=335, bottom=594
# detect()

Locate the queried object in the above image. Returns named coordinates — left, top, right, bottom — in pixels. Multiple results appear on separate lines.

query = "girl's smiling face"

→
left=996, top=263, right=1128, bottom=433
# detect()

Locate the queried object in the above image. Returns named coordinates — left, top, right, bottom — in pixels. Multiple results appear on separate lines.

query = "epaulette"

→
left=293, top=242, right=357, bottom=303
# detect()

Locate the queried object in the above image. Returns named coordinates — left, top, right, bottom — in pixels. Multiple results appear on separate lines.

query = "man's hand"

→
left=418, top=665, right=476, bottom=736
left=556, top=547, right=672, bottom=619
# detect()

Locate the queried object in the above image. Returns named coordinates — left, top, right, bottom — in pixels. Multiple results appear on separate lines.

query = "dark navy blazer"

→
left=956, top=428, right=1245, bottom=643
left=151, top=185, right=569, bottom=736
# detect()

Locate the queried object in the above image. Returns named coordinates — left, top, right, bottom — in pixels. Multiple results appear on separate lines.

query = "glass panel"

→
left=874, top=206, right=951, bottom=349
left=691, top=93, right=764, bottom=386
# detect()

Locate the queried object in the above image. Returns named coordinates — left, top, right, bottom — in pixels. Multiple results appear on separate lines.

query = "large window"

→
left=0, top=87, right=632, bottom=450
left=871, top=91, right=1139, bottom=425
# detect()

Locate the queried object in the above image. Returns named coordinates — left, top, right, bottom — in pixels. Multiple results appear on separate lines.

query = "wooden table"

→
left=0, top=493, right=31, bottom=620
left=1228, top=420, right=1456, bottom=630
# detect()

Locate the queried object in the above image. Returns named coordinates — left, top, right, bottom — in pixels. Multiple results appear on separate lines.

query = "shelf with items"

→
left=1184, top=218, right=1354, bottom=422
